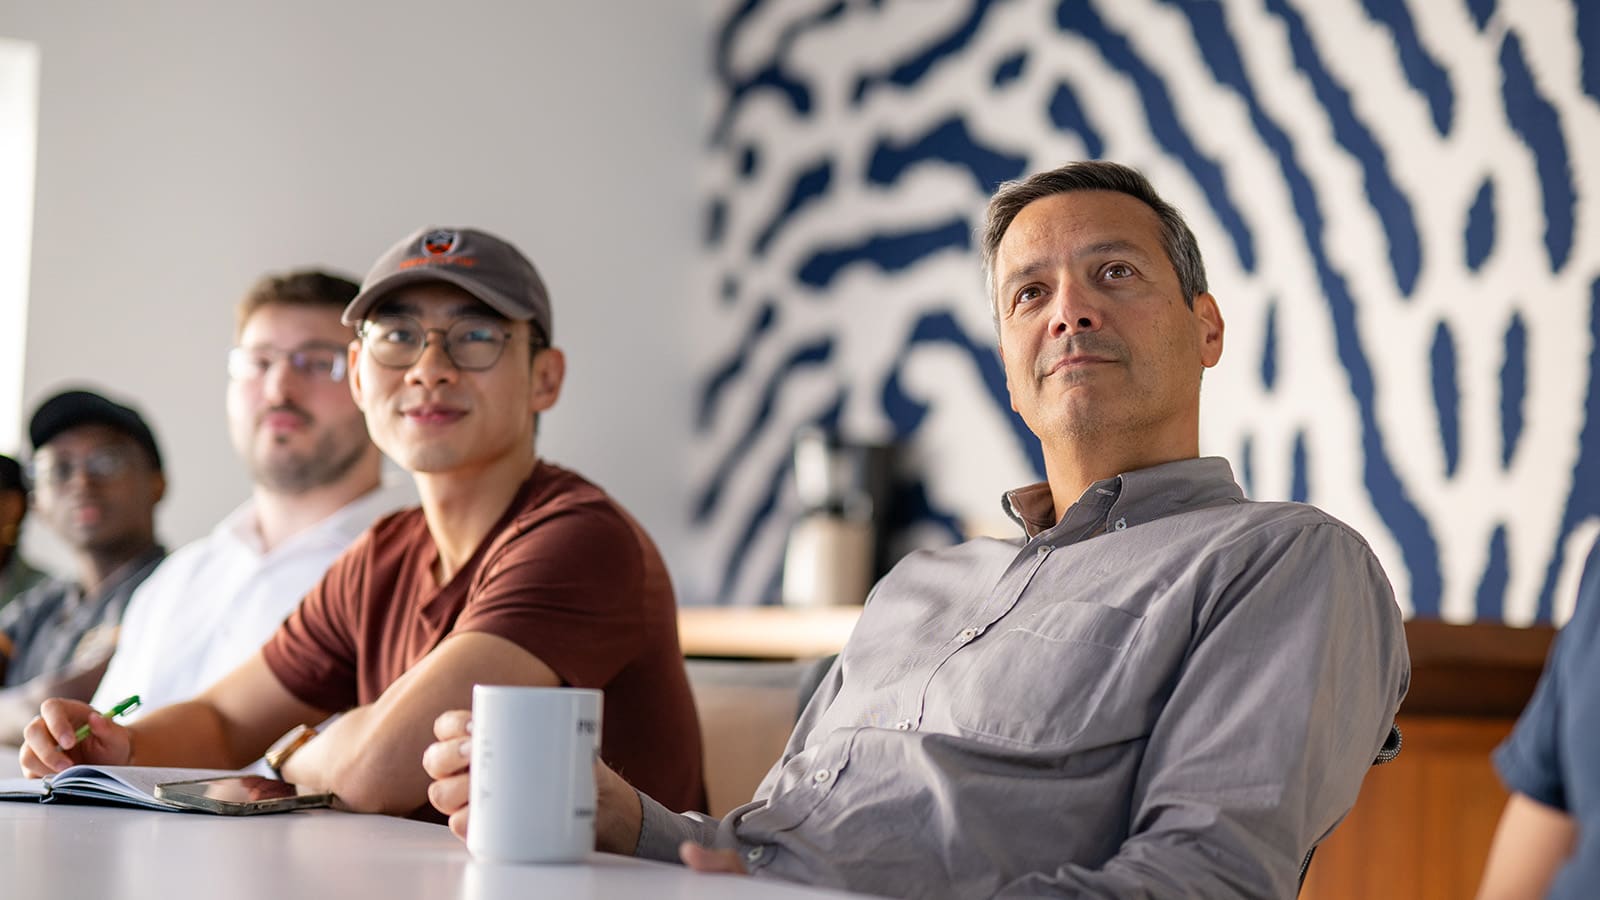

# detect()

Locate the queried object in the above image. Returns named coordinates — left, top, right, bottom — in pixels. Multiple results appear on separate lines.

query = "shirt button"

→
left=812, top=768, right=832, bottom=784
left=894, top=719, right=913, bottom=731
left=746, top=846, right=765, bottom=863
left=1036, top=545, right=1051, bottom=559
left=1113, top=517, right=1128, bottom=531
left=958, top=627, right=978, bottom=643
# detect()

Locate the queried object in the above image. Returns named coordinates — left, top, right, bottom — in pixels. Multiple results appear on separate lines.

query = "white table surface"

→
left=0, top=751, right=868, bottom=900
left=0, top=803, right=873, bottom=900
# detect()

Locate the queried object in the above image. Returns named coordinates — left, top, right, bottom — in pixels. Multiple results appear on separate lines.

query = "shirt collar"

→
left=73, top=544, right=166, bottom=606
left=1002, top=457, right=1245, bottom=540
left=220, top=499, right=266, bottom=553
left=222, top=471, right=416, bottom=558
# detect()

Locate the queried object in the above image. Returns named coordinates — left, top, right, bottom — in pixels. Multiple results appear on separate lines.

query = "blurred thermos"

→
left=781, top=428, right=893, bottom=607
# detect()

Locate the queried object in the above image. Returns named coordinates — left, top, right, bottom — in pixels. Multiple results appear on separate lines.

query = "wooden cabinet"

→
left=1300, top=716, right=1514, bottom=899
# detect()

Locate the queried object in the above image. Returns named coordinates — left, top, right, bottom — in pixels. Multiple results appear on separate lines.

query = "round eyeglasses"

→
left=28, top=445, right=142, bottom=487
left=356, top=315, right=543, bottom=371
left=227, top=344, right=349, bottom=383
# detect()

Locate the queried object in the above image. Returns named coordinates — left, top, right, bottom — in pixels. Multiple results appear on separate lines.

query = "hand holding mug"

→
left=466, top=686, right=602, bottom=864
left=424, top=709, right=475, bottom=840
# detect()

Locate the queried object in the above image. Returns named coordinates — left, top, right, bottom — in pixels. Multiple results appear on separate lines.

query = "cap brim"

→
left=342, top=268, right=534, bottom=325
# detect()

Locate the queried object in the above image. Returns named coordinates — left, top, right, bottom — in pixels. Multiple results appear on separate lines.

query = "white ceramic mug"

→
left=468, top=685, right=603, bottom=864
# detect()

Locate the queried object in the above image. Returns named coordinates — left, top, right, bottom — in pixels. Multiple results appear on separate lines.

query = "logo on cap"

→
left=421, top=230, right=460, bottom=256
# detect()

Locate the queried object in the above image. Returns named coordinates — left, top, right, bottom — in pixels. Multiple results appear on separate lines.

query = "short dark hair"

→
left=980, top=160, right=1208, bottom=320
left=236, top=270, right=361, bottom=338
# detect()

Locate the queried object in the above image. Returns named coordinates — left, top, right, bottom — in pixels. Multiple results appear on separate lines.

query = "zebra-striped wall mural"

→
left=689, top=0, right=1600, bottom=625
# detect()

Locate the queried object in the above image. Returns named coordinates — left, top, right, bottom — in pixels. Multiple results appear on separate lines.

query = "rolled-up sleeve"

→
left=1493, top=539, right=1600, bottom=811
left=1493, top=635, right=1567, bottom=810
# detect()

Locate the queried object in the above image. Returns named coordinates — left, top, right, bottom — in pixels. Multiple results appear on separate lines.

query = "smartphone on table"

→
left=154, top=775, right=334, bottom=815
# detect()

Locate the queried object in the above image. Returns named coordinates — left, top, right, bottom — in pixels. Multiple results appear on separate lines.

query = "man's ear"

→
left=530, top=347, right=566, bottom=415
left=148, top=471, right=167, bottom=506
left=1194, top=292, right=1225, bottom=369
left=347, top=341, right=367, bottom=412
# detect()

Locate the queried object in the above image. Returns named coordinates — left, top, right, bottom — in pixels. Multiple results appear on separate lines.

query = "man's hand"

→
left=422, top=709, right=473, bottom=840
left=424, top=708, right=652, bottom=855
left=680, top=843, right=750, bottom=876
left=18, top=698, right=133, bottom=777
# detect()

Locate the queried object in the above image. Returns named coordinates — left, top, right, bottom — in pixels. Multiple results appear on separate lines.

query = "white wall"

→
left=0, top=38, right=38, bottom=457
left=7, top=3, right=706, bottom=583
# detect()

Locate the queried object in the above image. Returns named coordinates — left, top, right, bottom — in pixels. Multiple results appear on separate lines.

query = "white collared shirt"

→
left=92, top=476, right=416, bottom=714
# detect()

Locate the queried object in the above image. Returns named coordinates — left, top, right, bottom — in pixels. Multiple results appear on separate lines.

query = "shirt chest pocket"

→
left=940, top=600, right=1144, bottom=750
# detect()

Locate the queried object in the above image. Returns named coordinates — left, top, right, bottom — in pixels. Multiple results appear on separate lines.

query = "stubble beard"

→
left=251, top=423, right=369, bottom=495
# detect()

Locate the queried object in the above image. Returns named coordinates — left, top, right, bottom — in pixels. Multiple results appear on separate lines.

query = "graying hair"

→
left=979, top=161, right=1208, bottom=322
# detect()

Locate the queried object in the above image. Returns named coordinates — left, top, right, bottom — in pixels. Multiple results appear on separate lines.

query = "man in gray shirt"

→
left=424, top=161, right=1411, bottom=898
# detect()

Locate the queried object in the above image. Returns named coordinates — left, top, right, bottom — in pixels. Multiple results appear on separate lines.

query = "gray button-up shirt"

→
left=637, top=458, right=1409, bottom=899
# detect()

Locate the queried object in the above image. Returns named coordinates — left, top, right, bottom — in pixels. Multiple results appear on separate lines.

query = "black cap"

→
left=0, top=454, right=23, bottom=493
left=29, top=389, right=164, bottom=472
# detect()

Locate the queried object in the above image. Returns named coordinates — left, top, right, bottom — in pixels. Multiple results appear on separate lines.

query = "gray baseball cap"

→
left=342, top=227, right=552, bottom=342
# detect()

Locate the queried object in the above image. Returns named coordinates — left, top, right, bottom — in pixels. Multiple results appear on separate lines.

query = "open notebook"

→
left=0, top=765, right=245, bottom=811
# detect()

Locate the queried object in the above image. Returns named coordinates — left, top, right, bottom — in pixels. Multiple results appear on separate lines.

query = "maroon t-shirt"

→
left=262, top=461, right=705, bottom=814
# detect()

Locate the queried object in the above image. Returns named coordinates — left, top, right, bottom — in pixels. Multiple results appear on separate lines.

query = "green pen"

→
left=74, top=694, right=141, bottom=743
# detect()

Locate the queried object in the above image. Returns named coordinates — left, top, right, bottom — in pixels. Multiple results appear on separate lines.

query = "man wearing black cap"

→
left=0, top=389, right=167, bottom=741
left=21, top=228, right=704, bottom=820
left=0, top=454, right=46, bottom=615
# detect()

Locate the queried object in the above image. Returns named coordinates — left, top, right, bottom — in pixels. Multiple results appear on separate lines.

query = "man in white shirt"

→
left=92, top=271, right=412, bottom=714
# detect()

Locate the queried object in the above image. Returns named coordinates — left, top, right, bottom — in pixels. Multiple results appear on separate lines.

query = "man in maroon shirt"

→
left=21, top=228, right=705, bottom=818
